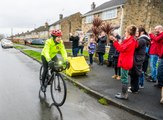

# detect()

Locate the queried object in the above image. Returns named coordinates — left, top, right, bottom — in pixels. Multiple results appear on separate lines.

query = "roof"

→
left=83, top=0, right=124, bottom=16
left=14, top=12, right=81, bottom=37
left=32, top=25, right=49, bottom=33
left=49, top=12, right=81, bottom=27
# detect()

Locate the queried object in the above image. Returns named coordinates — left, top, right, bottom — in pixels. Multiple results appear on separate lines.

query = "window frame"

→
left=102, top=8, right=117, bottom=20
left=85, top=15, right=94, bottom=24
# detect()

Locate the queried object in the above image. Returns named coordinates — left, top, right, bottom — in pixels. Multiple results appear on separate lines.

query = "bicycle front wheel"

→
left=50, top=73, right=67, bottom=106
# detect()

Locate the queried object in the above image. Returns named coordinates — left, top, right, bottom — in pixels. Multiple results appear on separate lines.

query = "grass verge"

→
left=22, top=50, right=41, bottom=62
left=30, top=45, right=44, bottom=48
left=66, top=49, right=108, bottom=60
left=98, top=98, right=108, bottom=105
left=14, top=45, right=26, bottom=50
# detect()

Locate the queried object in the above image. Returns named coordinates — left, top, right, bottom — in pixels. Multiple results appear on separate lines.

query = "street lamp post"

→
left=11, top=28, right=13, bottom=41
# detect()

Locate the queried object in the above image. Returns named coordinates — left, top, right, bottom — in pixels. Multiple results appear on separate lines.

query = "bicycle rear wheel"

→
left=50, top=73, right=67, bottom=106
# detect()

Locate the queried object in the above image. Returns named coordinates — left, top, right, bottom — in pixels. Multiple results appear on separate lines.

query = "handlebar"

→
left=49, top=61, right=70, bottom=72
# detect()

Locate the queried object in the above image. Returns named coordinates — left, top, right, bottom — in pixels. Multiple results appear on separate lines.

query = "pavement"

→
left=14, top=44, right=163, bottom=120
left=65, top=63, right=163, bottom=120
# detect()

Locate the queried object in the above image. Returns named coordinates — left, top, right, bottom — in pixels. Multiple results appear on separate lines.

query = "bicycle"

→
left=39, top=60, right=69, bottom=106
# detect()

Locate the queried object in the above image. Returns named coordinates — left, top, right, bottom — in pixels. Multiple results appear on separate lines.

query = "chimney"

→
left=45, top=22, right=48, bottom=28
left=59, top=14, right=63, bottom=20
left=91, top=2, right=96, bottom=10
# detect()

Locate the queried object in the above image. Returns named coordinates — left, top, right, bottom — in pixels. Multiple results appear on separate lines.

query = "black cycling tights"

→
left=41, top=55, right=58, bottom=85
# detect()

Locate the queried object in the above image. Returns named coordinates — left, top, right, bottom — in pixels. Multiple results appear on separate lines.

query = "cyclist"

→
left=41, top=29, right=67, bottom=92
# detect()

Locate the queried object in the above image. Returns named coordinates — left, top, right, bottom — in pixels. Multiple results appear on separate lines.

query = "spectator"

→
left=78, top=31, right=85, bottom=55
left=138, top=27, right=150, bottom=89
left=107, top=39, right=116, bottom=67
left=147, top=26, right=160, bottom=82
left=96, top=31, right=107, bottom=65
left=149, top=25, right=163, bottom=104
left=88, top=34, right=96, bottom=66
left=128, top=26, right=149, bottom=93
left=109, top=25, right=138, bottom=99
left=69, top=32, right=79, bottom=57
left=111, top=32, right=121, bottom=80
left=142, top=39, right=150, bottom=77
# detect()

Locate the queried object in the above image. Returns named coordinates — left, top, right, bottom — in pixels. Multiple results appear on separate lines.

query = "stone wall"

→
left=122, top=0, right=163, bottom=35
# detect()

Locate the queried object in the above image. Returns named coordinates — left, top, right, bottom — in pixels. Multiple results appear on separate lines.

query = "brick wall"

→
left=63, top=41, right=72, bottom=49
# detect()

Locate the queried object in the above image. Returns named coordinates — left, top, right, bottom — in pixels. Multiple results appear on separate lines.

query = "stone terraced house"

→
left=49, top=12, right=82, bottom=41
left=13, top=12, right=82, bottom=48
left=82, top=0, right=163, bottom=36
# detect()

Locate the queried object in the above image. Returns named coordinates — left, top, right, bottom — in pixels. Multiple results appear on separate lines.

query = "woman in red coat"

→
left=109, top=25, right=138, bottom=99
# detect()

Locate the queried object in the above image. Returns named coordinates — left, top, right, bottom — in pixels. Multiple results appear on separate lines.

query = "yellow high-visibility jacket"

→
left=41, top=38, right=67, bottom=62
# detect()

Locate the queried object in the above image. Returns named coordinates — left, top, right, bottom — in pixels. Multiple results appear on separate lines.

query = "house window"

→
left=85, top=15, right=93, bottom=23
left=102, top=8, right=117, bottom=20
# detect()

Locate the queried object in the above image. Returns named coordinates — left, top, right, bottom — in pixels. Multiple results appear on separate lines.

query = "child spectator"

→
left=107, top=40, right=116, bottom=67
left=112, top=32, right=121, bottom=80
left=88, top=35, right=96, bottom=66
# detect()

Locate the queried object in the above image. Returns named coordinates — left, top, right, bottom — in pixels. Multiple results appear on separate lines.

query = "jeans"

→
left=157, top=58, right=163, bottom=86
left=78, top=46, right=84, bottom=55
left=139, top=72, right=144, bottom=86
left=72, top=48, right=79, bottom=57
left=150, top=55, right=158, bottom=81
left=98, top=52, right=104, bottom=64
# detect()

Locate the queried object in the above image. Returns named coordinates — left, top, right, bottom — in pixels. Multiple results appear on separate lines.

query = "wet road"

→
left=0, top=46, right=144, bottom=120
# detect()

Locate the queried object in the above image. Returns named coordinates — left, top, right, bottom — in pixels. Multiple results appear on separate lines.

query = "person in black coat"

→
left=96, top=31, right=107, bottom=65
left=129, top=27, right=149, bottom=93
left=107, top=40, right=116, bottom=67
left=112, top=33, right=121, bottom=80
left=69, top=32, right=79, bottom=57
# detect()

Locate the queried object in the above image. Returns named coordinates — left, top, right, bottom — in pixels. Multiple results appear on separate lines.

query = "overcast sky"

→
left=0, top=0, right=109, bottom=36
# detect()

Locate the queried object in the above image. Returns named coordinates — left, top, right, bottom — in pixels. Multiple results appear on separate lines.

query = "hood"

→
left=139, top=34, right=150, bottom=42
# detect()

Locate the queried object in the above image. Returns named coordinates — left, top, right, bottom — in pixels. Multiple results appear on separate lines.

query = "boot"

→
left=112, top=75, right=118, bottom=79
left=116, top=76, right=121, bottom=80
left=115, top=84, right=128, bottom=100
left=160, top=87, right=163, bottom=104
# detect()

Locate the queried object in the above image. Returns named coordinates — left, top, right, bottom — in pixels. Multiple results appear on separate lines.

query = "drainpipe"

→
left=68, top=19, right=71, bottom=39
left=120, top=5, right=124, bottom=36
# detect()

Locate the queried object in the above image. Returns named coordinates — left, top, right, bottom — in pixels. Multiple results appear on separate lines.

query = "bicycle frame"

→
left=45, top=65, right=64, bottom=86
left=39, top=61, right=68, bottom=106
